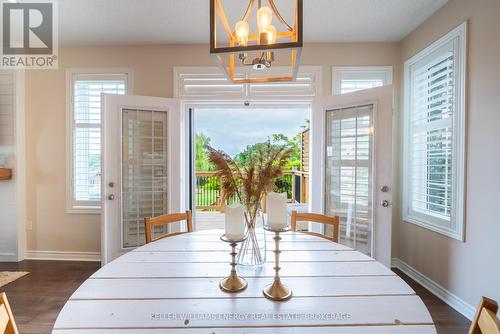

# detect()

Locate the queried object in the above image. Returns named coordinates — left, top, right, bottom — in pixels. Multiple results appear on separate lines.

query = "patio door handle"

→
left=108, top=194, right=115, bottom=200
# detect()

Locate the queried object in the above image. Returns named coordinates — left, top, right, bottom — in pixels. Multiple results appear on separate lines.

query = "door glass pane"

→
left=121, top=108, right=168, bottom=248
left=325, top=105, right=373, bottom=255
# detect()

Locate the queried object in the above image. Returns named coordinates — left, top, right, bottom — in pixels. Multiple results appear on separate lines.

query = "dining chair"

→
left=0, top=293, right=19, bottom=334
left=144, top=210, right=193, bottom=244
left=468, top=297, right=500, bottom=334
left=290, top=211, right=340, bottom=243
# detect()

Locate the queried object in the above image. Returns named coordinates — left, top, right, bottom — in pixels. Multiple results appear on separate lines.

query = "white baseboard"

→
left=0, top=252, right=18, bottom=262
left=392, top=257, right=475, bottom=320
left=25, top=250, right=101, bottom=262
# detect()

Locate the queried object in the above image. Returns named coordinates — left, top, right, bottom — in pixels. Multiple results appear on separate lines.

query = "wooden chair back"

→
left=290, top=211, right=340, bottom=243
left=144, top=210, right=193, bottom=244
left=0, top=293, right=19, bottom=334
left=469, top=297, right=500, bottom=334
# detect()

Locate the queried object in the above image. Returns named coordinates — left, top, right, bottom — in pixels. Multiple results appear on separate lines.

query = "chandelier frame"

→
left=209, top=0, right=303, bottom=83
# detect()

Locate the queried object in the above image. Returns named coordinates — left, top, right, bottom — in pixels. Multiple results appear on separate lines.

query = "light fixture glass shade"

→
left=235, top=20, right=249, bottom=46
left=210, top=0, right=303, bottom=83
left=257, top=6, right=273, bottom=33
left=262, top=25, right=277, bottom=44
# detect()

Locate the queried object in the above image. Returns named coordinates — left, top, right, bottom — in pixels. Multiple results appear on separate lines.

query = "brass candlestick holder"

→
left=262, top=225, right=292, bottom=301
left=219, top=234, right=248, bottom=293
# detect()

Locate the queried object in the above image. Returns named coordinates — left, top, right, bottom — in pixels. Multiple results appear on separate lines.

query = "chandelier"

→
left=209, top=0, right=303, bottom=83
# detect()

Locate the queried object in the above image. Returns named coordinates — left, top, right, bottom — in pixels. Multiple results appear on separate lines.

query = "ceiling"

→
left=59, top=0, right=448, bottom=46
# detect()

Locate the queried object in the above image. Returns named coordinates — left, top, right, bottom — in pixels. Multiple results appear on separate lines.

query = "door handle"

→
left=108, top=194, right=115, bottom=200
left=381, top=200, right=390, bottom=207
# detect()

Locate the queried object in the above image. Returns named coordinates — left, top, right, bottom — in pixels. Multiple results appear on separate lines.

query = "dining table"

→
left=52, top=229, right=436, bottom=333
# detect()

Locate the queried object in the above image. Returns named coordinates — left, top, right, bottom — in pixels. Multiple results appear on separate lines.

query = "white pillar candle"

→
left=224, top=204, right=246, bottom=241
left=266, top=192, right=288, bottom=230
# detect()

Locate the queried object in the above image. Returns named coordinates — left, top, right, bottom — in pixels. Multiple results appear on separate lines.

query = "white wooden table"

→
left=53, top=229, right=436, bottom=333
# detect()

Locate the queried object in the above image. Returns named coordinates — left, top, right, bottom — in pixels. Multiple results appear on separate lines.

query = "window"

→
left=66, top=69, right=131, bottom=212
left=325, top=104, right=374, bottom=256
left=332, top=66, right=392, bottom=95
left=174, top=66, right=319, bottom=99
left=403, top=22, right=466, bottom=240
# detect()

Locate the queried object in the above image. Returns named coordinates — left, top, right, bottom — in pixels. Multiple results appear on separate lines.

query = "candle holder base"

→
left=263, top=280, right=292, bottom=301
left=219, top=275, right=248, bottom=293
left=219, top=234, right=248, bottom=294
left=262, top=225, right=293, bottom=302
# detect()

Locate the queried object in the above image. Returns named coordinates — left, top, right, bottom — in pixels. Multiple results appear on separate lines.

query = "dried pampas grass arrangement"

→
left=207, top=141, right=293, bottom=266
left=206, top=141, right=292, bottom=227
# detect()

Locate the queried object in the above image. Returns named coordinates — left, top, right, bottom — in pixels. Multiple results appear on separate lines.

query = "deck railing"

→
left=195, top=170, right=309, bottom=211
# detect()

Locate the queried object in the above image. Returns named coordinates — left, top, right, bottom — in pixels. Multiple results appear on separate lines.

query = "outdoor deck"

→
left=195, top=211, right=225, bottom=230
left=194, top=203, right=310, bottom=232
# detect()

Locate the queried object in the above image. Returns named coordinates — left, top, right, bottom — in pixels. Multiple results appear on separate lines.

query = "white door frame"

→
left=184, top=101, right=315, bottom=230
left=173, top=66, right=323, bottom=232
left=0, top=70, right=26, bottom=262
left=101, top=94, right=181, bottom=264
left=313, top=85, right=394, bottom=266
left=310, top=85, right=394, bottom=267
left=15, top=70, right=26, bottom=261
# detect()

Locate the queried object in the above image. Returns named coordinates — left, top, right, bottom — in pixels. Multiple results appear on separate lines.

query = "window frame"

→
left=66, top=68, right=133, bottom=214
left=332, top=66, right=393, bottom=95
left=403, top=22, right=467, bottom=241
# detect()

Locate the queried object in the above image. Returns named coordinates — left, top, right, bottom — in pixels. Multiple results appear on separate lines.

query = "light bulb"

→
left=234, top=20, right=249, bottom=46
left=257, top=6, right=273, bottom=33
left=263, top=25, right=277, bottom=44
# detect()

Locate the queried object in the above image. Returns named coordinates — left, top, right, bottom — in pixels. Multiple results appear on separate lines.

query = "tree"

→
left=195, top=134, right=215, bottom=171
left=234, top=133, right=301, bottom=170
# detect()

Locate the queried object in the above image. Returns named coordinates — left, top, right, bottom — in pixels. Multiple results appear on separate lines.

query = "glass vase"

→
left=237, top=205, right=266, bottom=266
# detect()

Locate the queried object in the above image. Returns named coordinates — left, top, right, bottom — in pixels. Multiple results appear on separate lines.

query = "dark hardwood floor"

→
left=393, top=268, right=471, bottom=334
left=0, top=261, right=470, bottom=334
left=0, top=260, right=100, bottom=334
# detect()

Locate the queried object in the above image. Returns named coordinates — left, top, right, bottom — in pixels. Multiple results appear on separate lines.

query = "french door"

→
left=101, top=94, right=183, bottom=264
left=313, top=86, right=393, bottom=267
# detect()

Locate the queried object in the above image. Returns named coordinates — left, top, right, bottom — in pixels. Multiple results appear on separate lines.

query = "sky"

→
left=194, top=106, right=310, bottom=157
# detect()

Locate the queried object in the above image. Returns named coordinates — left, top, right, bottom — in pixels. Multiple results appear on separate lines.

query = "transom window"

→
left=332, top=66, right=393, bottom=95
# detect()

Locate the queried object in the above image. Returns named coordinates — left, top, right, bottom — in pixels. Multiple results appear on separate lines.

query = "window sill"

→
left=66, top=206, right=101, bottom=215
left=403, top=215, right=464, bottom=242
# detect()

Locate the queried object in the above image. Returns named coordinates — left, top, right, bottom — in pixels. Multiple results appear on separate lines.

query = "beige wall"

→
left=25, top=43, right=400, bottom=253
left=396, top=0, right=500, bottom=307
left=23, top=0, right=500, bottom=319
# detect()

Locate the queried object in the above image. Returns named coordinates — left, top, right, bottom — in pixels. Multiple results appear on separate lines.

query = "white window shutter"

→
left=0, top=71, right=15, bottom=145
left=409, top=50, right=454, bottom=222
left=71, top=73, right=127, bottom=209
left=177, top=72, right=245, bottom=98
left=174, top=66, right=319, bottom=99
left=332, top=66, right=393, bottom=95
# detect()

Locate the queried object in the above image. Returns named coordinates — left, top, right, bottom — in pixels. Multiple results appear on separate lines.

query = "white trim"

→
left=14, top=70, right=26, bottom=261
left=65, top=68, right=134, bottom=214
left=403, top=21, right=467, bottom=241
left=25, top=250, right=101, bottom=262
left=332, top=66, right=393, bottom=95
left=0, top=253, right=18, bottom=262
left=392, top=258, right=475, bottom=320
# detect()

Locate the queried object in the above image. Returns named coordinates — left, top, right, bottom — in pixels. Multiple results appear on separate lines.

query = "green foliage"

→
left=195, top=124, right=309, bottom=203
left=195, top=134, right=215, bottom=172
left=233, top=133, right=302, bottom=170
